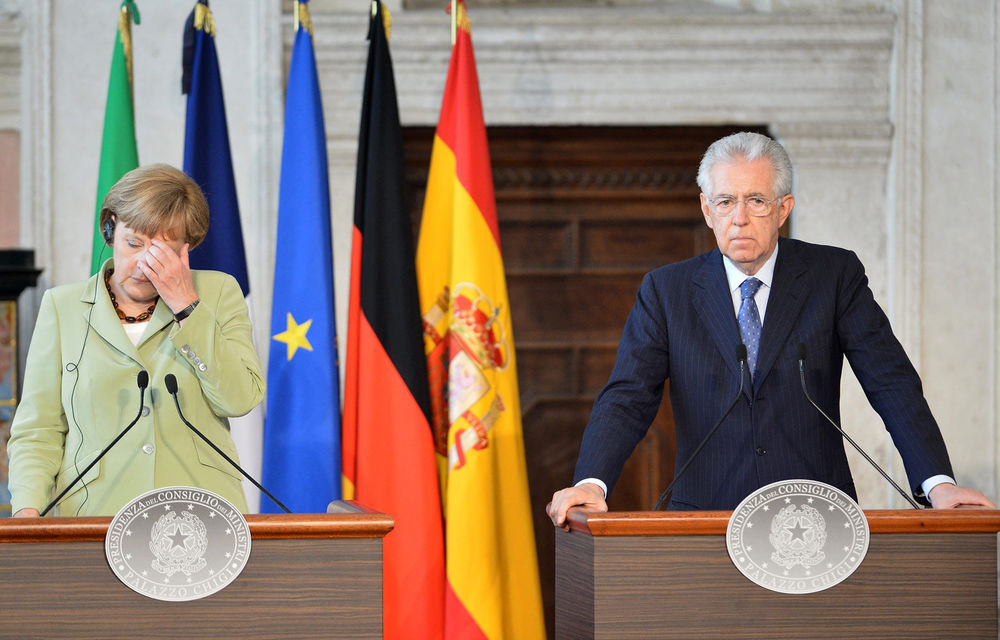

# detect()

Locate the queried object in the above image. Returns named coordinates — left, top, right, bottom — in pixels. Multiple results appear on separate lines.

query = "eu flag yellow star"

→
left=272, top=312, right=313, bottom=361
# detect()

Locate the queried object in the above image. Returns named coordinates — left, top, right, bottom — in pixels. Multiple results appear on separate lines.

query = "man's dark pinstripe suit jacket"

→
left=573, top=237, right=953, bottom=510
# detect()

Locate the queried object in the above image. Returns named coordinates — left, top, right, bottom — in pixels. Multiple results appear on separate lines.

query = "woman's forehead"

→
left=120, top=221, right=185, bottom=244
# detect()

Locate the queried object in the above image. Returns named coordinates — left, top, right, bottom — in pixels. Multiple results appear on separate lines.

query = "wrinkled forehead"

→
left=708, top=157, right=776, bottom=196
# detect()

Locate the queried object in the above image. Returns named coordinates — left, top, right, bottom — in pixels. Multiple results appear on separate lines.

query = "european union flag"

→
left=262, top=0, right=341, bottom=513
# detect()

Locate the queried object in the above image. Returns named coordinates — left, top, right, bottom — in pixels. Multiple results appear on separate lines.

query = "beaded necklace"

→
left=105, top=269, right=157, bottom=323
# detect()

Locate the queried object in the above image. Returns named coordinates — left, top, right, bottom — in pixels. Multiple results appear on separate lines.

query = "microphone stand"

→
left=796, top=344, right=921, bottom=509
left=165, top=374, right=291, bottom=513
left=41, top=371, right=149, bottom=517
left=654, top=346, right=747, bottom=510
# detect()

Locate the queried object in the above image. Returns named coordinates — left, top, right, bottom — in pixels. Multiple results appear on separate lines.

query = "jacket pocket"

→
left=190, top=425, right=243, bottom=481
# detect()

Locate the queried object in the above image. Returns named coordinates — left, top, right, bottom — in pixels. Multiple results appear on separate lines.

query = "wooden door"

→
left=403, top=124, right=767, bottom=635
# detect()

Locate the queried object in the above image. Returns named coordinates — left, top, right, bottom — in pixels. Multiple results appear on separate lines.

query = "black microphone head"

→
left=137, top=370, right=149, bottom=389
left=736, top=343, right=748, bottom=363
left=797, top=342, right=807, bottom=361
left=164, top=374, right=178, bottom=395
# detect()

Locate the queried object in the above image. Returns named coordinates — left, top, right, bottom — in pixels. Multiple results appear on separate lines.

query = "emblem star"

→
left=784, top=497, right=791, bottom=503
left=746, top=522, right=753, bottom=529
left=209, top=512, right=216, bottom=518
left=762, top=505, right=769, bottom=511
left=272, top=312, right=314, bottom=360
left=828, top=505, right=835, bottom=511
left=843, top=522, right=850, bottom=528
left=187, top=503, right=195, bottom=510
left=168, top=528, right=189, bottom=549
left=807, top=497, right=814, bottom=503
left=787, top=521, right=809, bottom=542
left=142, top=512, right=149, bottom=519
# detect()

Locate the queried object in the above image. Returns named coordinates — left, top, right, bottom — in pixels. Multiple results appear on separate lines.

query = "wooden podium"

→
left=0, top=501, right=392, bottom=639
left=556, top=509, right=1000, bottom=639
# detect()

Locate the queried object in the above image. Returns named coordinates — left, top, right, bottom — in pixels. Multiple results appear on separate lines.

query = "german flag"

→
left=416, top=3, right=545, bottom=638
left=342, top=3, right=445, bottom=639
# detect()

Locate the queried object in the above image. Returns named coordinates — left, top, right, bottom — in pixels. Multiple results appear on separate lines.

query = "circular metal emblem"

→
left=105, top=486, right=251, bottom=602
left=727, top=479, right=869, bottom=594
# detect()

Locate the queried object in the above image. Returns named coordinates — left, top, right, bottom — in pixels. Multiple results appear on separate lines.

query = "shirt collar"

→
left=723, top=242, right=779, bottom=294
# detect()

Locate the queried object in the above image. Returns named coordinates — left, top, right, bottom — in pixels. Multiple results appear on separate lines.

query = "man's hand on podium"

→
left=547, top=482, right=608, bottom=529
left=13, top=508, right=40, bottom=517
left=928, top=483, right=996, bottom=509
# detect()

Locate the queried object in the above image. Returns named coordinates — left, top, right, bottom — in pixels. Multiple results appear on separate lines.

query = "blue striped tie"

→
left=739, top=277, right=763, bottom=376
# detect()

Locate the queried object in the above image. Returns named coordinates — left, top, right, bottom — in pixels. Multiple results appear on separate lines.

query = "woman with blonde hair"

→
left=8, top=164, right=263, bottom=516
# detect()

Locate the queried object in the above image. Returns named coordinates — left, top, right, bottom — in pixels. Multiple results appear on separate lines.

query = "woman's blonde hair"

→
left=99, top=164, right=210, bottom=248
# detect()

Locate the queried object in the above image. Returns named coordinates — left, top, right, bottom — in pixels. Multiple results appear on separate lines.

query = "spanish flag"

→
left=416, top=3, right=545, bottom=638
left=343, top=3, right=445, bottom=638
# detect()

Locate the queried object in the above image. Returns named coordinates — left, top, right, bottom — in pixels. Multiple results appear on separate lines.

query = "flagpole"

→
left=451, top=0, right=457, bottom=46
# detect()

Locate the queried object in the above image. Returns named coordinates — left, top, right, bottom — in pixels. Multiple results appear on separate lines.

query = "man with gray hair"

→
left=548, top=132, right=992, bottom=524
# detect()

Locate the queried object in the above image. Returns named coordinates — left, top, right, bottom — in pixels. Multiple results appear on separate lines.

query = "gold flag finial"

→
left=372, top=1, right=392, bottom=41
left=193, top=2, right=216, bottom=37
left=294, top=1, right=314, bottom=36
left=118, top=2, right=135, bottom=86
left=450, top=0, right=470, bottom=46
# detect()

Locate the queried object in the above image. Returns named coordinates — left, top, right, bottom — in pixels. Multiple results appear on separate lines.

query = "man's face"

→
left=700, top=158, right=793, bottom=276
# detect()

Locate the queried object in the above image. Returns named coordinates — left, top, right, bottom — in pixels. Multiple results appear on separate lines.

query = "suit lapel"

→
left=137, top=298, right=174, bottom=350
left=755, top=238, right=810, bottom=389
left=691, top=250, right=746, bottom=389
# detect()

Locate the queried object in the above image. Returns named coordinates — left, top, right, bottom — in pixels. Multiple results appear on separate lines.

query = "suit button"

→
left=141, top=406, right=150, bottom=417
left=142, top=443, right=155, bottom=455
left=181, top=344, right=190, bottom=354
left=755, top=446, right=766, bottom=456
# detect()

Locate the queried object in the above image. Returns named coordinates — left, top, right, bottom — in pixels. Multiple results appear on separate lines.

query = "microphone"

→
left=41, top=370, right=150, bottom=517
left=654, top=344, right=747, bottom=510
left=796, top=342, right=921, bottom=509
left=164, top=374, right=291, bottom=513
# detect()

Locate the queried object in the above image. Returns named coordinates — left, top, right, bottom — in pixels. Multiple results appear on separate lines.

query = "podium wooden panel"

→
left=556, top=509, right=1000, bottom=639
left=0, top=501, right=392, bottom=640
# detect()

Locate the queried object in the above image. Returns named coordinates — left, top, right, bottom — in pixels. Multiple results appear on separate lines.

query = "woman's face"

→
left=110, top=219, right=186, bottom=306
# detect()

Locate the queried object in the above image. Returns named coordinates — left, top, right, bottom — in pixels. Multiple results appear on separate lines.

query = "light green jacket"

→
left=8, top=263, right=263, bottom=516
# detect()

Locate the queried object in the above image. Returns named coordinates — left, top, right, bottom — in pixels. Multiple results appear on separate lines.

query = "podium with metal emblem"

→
left=0, top=501, right=391, bottom=639
left=555, top=508, right=1000, bottom=639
